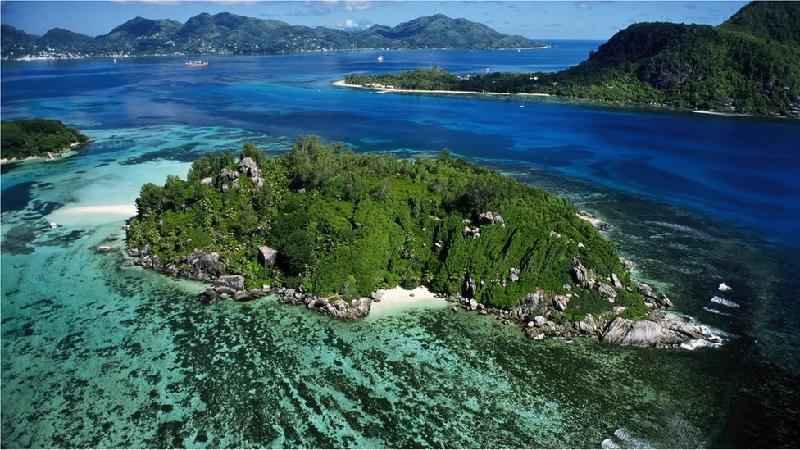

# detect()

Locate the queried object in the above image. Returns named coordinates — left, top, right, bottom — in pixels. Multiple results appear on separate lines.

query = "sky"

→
left=1, top=1, right=747, bottom=40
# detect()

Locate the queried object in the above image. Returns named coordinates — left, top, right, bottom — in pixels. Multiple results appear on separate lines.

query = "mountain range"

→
left=1, top=13, right=542, bottom=59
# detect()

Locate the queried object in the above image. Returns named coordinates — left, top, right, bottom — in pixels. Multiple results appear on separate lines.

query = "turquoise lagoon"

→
left=2, top=45, right=799, bottom=447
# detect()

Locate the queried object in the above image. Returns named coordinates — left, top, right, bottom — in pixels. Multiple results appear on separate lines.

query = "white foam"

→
left=703, top=306, right=731, bottom=317
left=718, top=282, right=732, bottom=292
left=680, top=338, right=724, bottom=351
left=710, top=296, right=740, bottom=308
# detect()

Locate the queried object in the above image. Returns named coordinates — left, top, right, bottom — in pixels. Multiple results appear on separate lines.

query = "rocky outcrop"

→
left=602, top=311, right=724, bottom=349
left=238, top=156, right=264, bottom=188
left=571, top=258, right=595, bottom=288
left=478, top=211, right=504, bottom=225
left=276, top=287, right=372, bottom=320
left=181, top=251, right=225, bottom=281
left=442, top=259, right=724, bottom=350
left=213, top=154, right=266, bottom=192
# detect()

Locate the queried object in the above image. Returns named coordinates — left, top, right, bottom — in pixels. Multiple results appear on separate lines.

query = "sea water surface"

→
left=2, top=43, right=799, bottom=447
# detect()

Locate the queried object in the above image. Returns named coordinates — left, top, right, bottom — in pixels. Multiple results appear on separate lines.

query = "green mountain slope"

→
left=345, top=2, right=800, bottom=117
left=1, top=13, right=541, bottom=58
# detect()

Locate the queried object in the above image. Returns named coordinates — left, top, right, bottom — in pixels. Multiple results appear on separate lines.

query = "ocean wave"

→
left=703, top=306, right=732, bottom=317
left=600, top=427, right=653, bottom=449
left=710, top=296, right=740, bottom=308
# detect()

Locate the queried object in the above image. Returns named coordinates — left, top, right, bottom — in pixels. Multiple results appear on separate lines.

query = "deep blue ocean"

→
left=2, top=42, right=800, bottom=447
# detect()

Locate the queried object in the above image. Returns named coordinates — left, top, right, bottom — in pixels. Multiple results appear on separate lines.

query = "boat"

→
left=185, top=60, right=208, bottom=68
left=377, top=55, right=384, bottom=63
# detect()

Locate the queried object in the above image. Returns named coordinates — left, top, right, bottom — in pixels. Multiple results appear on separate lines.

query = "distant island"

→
left=1, top=119, right=89, bottom=165
left=1, top=13, right=545, bottom=60
left=126, top=137, right=723, bottom=349
left=342, top=2, right=800, bottom=118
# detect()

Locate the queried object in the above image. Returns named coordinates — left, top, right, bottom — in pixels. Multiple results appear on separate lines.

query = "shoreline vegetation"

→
left=125, top=137, right=725, bottom=349
left=341, top=2, right=800, bottom=119
left=0, top=119, right=90, bottom=166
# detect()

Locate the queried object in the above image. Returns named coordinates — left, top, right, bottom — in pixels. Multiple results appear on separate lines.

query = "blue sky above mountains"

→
left=2, top=1, right=746, bottom=40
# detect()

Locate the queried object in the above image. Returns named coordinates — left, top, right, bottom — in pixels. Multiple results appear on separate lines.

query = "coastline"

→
left=334, top=80, right=795, bottom=119
left=0, top=140, right=88, bottom=166
left=3, top=45, right=552, bottom=63
left=332, top=79, right=551, bottom=98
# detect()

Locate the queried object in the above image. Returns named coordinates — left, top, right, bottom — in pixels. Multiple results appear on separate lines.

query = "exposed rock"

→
left=238, top=156, right=264, bottom=188
left=463, top=225, right=481, bottom=239
left=611, top=273, right=623, bottom=289
left=657, top=294, right=673, bottom=308
left=597, top=282, right=617, bottom=300
left=571, top=259, right=594, bottom=288
left=601, top=311, right=725, bottom=348
left=217, top=275, right=245, bottom=291
left=509, top=267, right=520, bottom=282
left=533, top=315, right=547, bottom=327
left=576, top=314, right=600, bottom=335
left=638, top=283, right=655, bottom=298
left=219, top=168, right=239, bottom=184
left=522, top=289, right=544, bottom=307
left=553, top=295, right=569, bottom=311
left=238, top=157, right=260, bottom=178
left=468, top=299, right=479, bottom=311
left=258, top=245, right=278, bottom=267
left=478, top=211, right=504, bottom=225
left=182, top=251, right=225, bottom=281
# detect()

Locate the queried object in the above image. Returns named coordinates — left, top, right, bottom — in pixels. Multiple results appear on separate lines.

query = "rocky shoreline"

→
left=126, top=244, right=725, bottom=349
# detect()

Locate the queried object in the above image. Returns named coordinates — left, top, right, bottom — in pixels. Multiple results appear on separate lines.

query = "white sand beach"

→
left=367, top=286, right=447, bottom=319
left=47, top=204, right=137, bottom=226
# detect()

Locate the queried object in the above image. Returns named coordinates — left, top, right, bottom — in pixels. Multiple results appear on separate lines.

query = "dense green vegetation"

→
left=127, top=137, right=644, bottom=319
left=1, top=119, right=89, bottom=161
left=1, top=13, right=540, bottom=59
left=345, top=2, right=800, bottom=117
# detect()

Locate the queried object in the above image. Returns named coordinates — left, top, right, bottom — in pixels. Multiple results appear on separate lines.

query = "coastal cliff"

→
left=125, top=137, right=723, bottom=349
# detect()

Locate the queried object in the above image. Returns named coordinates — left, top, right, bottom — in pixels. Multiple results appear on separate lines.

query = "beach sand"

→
left=367, top=286, right=447, bottom=319
left=48, top=204, right=137, bottom=226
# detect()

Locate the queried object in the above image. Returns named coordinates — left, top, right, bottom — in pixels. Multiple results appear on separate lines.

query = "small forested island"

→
left=1, top=118, right=89, bottom=164
left=127, top=137, right=723, bottom=349
left=343, top=2, right=800, bottom=117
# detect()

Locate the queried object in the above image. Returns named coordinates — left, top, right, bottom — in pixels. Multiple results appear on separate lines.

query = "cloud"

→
left=285, top=0, right=374, bottom=16
left=335, top=17, right=372, bottom=29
